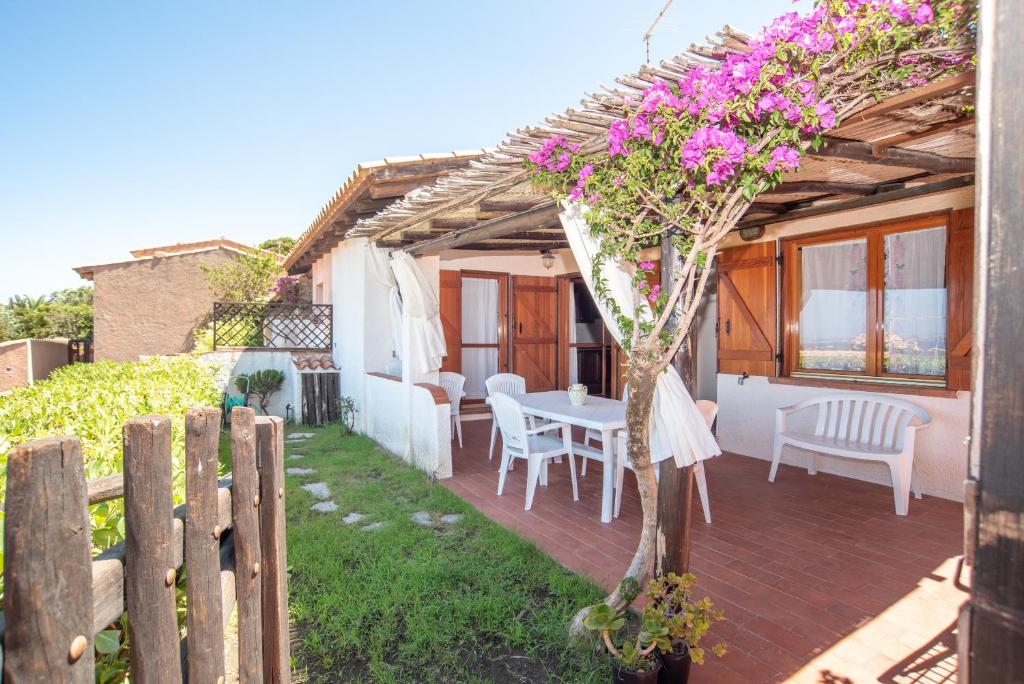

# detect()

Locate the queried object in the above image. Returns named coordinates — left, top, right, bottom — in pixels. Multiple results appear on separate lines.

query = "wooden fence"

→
left=0, top=406, right=289, bottom=683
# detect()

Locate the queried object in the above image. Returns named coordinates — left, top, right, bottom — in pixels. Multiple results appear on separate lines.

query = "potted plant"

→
left=645, top=573, right=727, bottom=683
left=236, top=369, right=285, bottom=415
left=583, top=603, right=669, bottom=683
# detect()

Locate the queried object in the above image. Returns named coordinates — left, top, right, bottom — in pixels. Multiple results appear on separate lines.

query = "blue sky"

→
left=0, top=0, right=806, bottom=300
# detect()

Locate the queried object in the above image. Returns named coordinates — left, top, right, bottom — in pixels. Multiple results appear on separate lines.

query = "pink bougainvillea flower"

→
left=764, top=145, right=801, bottom=173
left=648, top=284, right=662, bottom=304
left=638, top=261, right=655, bottom=271
left=608, top=119, right=630, bottom=157
left=815, top=100, right=837, bottom=129
left=914, top=2, right=934, bottom=24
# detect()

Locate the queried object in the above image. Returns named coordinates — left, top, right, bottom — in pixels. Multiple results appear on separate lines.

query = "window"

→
left=782, top=216, right=948, bottom=383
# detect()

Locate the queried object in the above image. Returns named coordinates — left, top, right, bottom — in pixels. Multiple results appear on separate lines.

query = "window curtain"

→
left=799, top=238, right=868, bottom=371
left=367, top=245, right=403, bottom=364
left=559, top=202, right=720, bottom=467
left=883, top=226, right=947, bottom=375
left=461, top=277, right=499, bottom=399
left=390, top=251, right=447, bottom=374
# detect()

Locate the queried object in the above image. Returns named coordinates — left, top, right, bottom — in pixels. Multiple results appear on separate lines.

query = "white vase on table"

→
left=567, top=384, right=588, bottom=406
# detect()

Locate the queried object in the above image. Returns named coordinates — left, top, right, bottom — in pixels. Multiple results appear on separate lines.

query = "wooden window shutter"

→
left=439, top=270, right=462, bottom=373
left=947, top=208, right=974, bottom=390
left=717, top=242, right=777, bottom=377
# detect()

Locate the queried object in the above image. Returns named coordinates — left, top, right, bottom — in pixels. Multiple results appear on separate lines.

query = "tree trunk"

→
left=570, top=356, right=660, bottom=635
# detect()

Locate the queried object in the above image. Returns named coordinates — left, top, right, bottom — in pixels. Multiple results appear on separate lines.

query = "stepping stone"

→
left=287, top=454, right=305, bottom=460
left=286, top=467, right=315, bottom=476
left=287, top=433, right=314, bottom=440
left=342, top=512, right=365, bottom=525
left=311, top=501, right=337, bottom=513
left=361, top=521, right=386, bottom=532
left=440, top=514, right=464, bottom=525
left=411, top=511, right=433, bottom=526
left=301, top=482, right=331, bottom=500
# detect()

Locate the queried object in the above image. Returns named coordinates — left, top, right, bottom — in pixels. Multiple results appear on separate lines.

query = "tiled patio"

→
left=443, top=418, right=966, bottom=683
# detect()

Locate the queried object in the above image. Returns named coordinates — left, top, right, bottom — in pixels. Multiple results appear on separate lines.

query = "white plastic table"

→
left=515, top=391, right=626, bottom=524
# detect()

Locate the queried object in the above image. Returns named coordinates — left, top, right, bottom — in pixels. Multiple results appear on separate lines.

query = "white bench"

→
left=769, top=394, right=931, bottom=515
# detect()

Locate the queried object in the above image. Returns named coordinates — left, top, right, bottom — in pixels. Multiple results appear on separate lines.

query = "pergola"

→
left=344, top=27, right=975, bottom=255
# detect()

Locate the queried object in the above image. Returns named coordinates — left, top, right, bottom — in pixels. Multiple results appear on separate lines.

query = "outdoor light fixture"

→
left=540, top=249, right=555, bottom=270
left=739, top=226, right=766, bottom=241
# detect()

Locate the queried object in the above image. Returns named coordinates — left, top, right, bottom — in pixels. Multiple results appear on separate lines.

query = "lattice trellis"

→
left=212, top=303, right=332, bottom=350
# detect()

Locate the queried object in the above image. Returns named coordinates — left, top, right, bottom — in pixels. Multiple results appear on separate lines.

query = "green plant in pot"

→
left=584, top=603, right=670, bottom=683
left=645, top=573, right=727, bottom=683
left=236, top=369, right=285, bottom=415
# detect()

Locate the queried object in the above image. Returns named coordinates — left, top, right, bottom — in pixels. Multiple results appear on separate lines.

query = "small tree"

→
left=201, top=251, right=284, bottom=303
left=237, top=369, right=285, bottom=415
left=526, top=0, right=974, bottom=632
left=259, top=236, right=297, bottom=256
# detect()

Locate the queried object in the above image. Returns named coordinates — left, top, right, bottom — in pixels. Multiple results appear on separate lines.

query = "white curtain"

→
left=367, top=245, right=403, bottom=363
left=560, top=202, right=720, bottom=467
left=461, top=277, right=499, bottom=399
left=390, top=251, right=447, bottom=374
left=882, top=226, right=947, bottom=375
left=799, top=237, right=868, bottom=372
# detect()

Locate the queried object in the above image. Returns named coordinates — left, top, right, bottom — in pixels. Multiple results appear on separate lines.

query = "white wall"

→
left=716, top=375, right=970, bottom=501
left=201, top=349, right=301, bottom=421
left=440, top=248, right=579, bottom=276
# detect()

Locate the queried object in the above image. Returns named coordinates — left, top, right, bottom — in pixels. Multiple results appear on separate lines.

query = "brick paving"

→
left=443, top=419, right=966, bottom=683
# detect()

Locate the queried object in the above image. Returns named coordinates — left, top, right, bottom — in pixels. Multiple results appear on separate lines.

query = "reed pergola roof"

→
left=284, top=152, right=485, bottom=273
left=343, top=27, right=975, bottom=255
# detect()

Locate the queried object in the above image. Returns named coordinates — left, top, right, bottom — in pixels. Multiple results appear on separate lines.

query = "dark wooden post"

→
left=123, top=416, right=183, bottom=683
left=185, top=407, right=226, bottom=683
left=655, top=241, right=696, bottom=576
left=231, top=407, right=263, bottom=683
left=966, top=0, right=1024, bottom=679
left=2, top=437, right=94, bottom=682
left=257, top=416, right=290, bottom=684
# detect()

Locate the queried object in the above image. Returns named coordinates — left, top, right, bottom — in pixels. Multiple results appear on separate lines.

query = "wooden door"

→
left=717, top=242, right=777, bottom=377
left=512, top=275, right=558, bottom=391
left=438, top=270, right=462, bottom=373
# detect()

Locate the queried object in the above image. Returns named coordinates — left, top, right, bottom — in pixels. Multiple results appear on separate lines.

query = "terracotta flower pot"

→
left=657, top=646, right=692, bottom=684
left=612, top=658, right=662, bottom=684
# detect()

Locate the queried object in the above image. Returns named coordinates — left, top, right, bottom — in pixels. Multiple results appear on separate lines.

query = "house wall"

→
left=702, top=187, right=975, bottom=502
left=439, top=248, right=579, bottom=276
left=0, top=341, right=29, bottom=392
left=91, top=248, right=235, bottom=361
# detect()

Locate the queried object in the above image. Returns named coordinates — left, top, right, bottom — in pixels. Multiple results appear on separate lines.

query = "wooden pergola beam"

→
left=450, top=241, right=569, bottom=251
left=402, top=201, right=560, bottom=254
left=839, top=70, right=975, bottom=125
left=764, top=180, right=879, bottom=196
left=737, top=174, right=974, bottom=228
left=476, top=199, right=548, bottom=214
left=815, top=138, right=974, bottom=173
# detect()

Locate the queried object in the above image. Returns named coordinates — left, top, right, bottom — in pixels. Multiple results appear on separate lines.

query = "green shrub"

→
left=0, top=356, right=221, bottom=558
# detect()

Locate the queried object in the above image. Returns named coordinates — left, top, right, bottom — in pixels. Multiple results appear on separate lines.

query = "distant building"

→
left=0, top=338, right=70, bottom=392
left=74, top=239, right=278, bottom=362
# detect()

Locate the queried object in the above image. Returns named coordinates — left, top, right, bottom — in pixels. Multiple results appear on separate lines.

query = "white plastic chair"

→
left=770, top=394, right=931, bottom=515
left=491, top=392, right=579, bottom=510
left=485, top=373, right=527, bottom=460
left=613, top=399, right=718, bottom=524
left=438, top=372, right=466, bottom=448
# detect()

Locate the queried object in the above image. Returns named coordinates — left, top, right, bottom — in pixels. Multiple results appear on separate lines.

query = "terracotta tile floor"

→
left=443, top=418, right=967, bottom=683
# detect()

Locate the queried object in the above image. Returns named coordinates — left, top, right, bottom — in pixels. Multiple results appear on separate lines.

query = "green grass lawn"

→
left=280, top=425, right=610, bottom=683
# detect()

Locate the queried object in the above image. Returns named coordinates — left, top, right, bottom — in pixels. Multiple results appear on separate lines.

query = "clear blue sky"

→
left=0, top=0, right=806, bottom=300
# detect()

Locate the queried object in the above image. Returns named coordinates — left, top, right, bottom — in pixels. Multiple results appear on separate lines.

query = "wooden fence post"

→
left=2, top=437, right=94, bottom=682
left=185, top=407, right=226, bottom=683
left=257, top=416, right=289, bottom=684
left=124, top=416, right=182, bottom=683
left=231, top=407, right=263, bottom=683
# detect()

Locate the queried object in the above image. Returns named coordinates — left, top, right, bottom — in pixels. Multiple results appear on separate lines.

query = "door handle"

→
left=725, top=318, right=731, bottom=335
left=518, top=322, right=523, bottom=335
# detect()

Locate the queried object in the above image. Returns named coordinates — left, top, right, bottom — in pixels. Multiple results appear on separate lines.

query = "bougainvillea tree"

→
left=526, top=0, right=974, bottom=629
